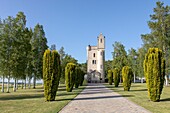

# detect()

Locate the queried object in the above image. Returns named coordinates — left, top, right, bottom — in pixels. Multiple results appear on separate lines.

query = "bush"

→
left=108, top=70, right=113, bottom=85
left=144, top=48, right=165, bottom=102
left=43, top=50, right=61, bottom=101
left=79, top=70, right=85, bottom=86
left=113, top=68, right=120, bottom=87
left=74, top=66, right=85, bottom=88
left=122, top=66, right=133, bottom=91
left=75, top=66, right=81, bottom=88
left=65, top=63, right=76, bottom=92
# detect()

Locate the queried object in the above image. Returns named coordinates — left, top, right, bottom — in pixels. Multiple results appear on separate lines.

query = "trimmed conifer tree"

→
left=113, top=68, right=120, bottom=87
left=108, top=70, right=113, bottom=85
left=43, top=50, right=61, bottom=101
left=144, top=48, right=165, bottom=102
left=122, top=66, right=133, bottom=91
left=79, top=70, right=85, bottom=86
left=65, top=63, right=76, bottom=92
left=75, top=66, right=80, bottom=88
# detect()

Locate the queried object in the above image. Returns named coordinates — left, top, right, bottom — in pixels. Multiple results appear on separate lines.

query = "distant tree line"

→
left=0, top=12, right=48, bottom=92
left=0, top=12, right=86, bottom=93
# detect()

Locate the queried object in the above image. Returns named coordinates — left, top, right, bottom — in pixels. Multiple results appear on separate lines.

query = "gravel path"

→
left=59, top=83, right=151, bottom=113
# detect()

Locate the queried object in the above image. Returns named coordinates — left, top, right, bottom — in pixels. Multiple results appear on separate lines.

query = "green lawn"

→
left=104, top=83, right=170, bottom=113
left=0, top=84, right=86, bottom=113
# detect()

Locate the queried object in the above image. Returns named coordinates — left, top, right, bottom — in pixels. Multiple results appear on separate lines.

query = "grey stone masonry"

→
left=59, top=83, right=151, bottom=113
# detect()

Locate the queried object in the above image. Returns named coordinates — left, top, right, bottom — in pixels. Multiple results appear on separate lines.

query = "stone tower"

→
left=86, top=33, right=105, bottom=83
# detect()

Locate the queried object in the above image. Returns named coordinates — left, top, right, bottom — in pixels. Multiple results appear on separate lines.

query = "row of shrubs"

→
left=65, top=63, right=84, bottom=92
left=108, top=48, right=165, bottom=102
left=43, top=49, right=84, bottom=101
left=108, top=66, right=133, bottom=91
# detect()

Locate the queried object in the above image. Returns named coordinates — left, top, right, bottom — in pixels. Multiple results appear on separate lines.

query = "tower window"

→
left=92, top=60, right=96, bottom=64
left=100, top=39, right=102, bottom=43
left=93, top=53, right=95, bottom=57
left=100, top=52, right=102, bottom=56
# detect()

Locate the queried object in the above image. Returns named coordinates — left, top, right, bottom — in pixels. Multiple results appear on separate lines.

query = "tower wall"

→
left=86, top=33, right=105, bottom=83
left=97, top=33, right=105, bottom=82
left=87, top=46, right=97, bottom=72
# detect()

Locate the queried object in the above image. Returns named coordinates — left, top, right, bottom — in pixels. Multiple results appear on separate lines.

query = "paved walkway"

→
left=59, top=83, right=151, bottom=113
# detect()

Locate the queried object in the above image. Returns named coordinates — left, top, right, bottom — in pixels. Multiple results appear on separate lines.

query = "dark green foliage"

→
left=105, top=60, right=112, bottom=76
left=43, top=50, right=61, bottom=101
left=75, top=66, right=81, bottom=88
left=79, top=71, right=85, bottom=86
left=122, top=66, right=133, bottom=91
left=112, top=41, right=128, bottom=72
left=74, top=66, right=85, bottom=88
left=31, top=24, right=48, bottom=88
left=65, top=63, right=76, bottom=92
left=113, top=68, right=120, bottom=87
left=108, top=70, right=113, bottom=85
left=78, top=63, right=85, bottom=86
left=59, top=46, right=78, bottom=84
left=144, top=48, right=165, bottom=102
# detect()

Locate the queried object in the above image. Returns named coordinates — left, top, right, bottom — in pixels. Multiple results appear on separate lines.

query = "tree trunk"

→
left=13, top=78, right=16, bottom=92
left=120, top=76, right=122, bottom=83
left=134, top=72, right=135, bottom=83
left=16, top=79, right=18, bottom=90
left=24, top=78, right=26, bottom=89
left=33, top=75, right=36, bottom=89
left=28, top=77, right=31, bottom=89
left=1, top=75, right=4, bottom=93
left=165, top=75, right=169, bottom=86
left=21, top=80, right=23, bottom=89
left=6, top=76, right=10, bottom=93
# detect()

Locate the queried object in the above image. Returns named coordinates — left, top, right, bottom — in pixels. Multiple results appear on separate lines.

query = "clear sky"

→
left=1, top=0, right=170, bottom=63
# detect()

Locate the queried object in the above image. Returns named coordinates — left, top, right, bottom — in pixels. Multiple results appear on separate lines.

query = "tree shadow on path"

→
left=56, top=95, right=134, bottom=101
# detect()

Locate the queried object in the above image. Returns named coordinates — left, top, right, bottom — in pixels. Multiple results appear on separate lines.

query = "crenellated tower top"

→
left=97, top=33, right=105, bottom=49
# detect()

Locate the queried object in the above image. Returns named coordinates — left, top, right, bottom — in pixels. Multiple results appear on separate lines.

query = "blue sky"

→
left=1, top=0, right=170, bottom=63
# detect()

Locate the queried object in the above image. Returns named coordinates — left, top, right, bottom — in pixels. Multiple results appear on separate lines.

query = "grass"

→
left=104, top=83, right=170, bottom=113
left=0, top=84, right=86, bottom=113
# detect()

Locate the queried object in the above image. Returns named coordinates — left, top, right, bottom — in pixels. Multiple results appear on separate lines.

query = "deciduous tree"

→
left=31, top=24, right=48, bottom=88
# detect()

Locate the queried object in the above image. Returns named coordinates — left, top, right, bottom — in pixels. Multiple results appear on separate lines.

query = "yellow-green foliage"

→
left=108, top=70, right=113, bottom=85
left=144, top=48, right=165, bottom=102
left=43, top=49, right=61, bottom=101
left=113, top=68, right=120, bottom=87
left=65, top=63, right=76, bottom=92
left=122, top=66, right=133, bottom=91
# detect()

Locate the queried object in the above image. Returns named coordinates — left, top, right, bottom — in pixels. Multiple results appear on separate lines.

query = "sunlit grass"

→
left=0, top=84, right=86, bottom=113
left=104, top=83, right=170, bottom=113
